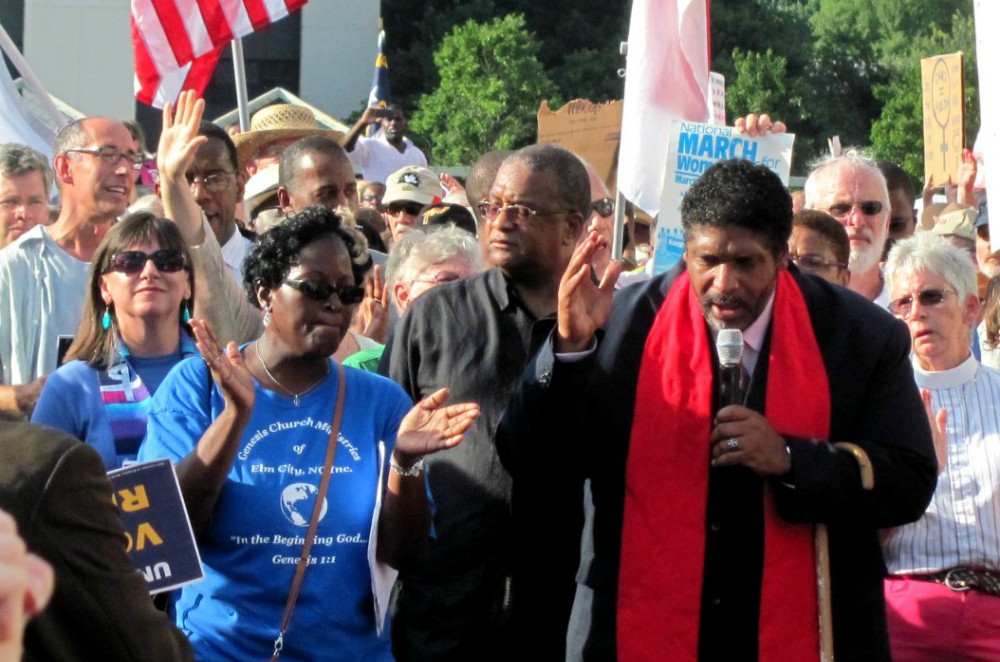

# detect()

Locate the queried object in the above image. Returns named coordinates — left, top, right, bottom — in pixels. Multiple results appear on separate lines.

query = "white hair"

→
left=803, top=148, right=889, bottom=210
left=885, top=232, right=977, bottom=304
left=386, top=224, right=483, bottom=288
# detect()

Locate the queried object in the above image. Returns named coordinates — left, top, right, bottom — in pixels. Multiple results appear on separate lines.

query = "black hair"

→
left=793, top=210, right=850, bottom=266
left=877, top=160, right=916, bottom=204
left=278, top=136, right=348, bottom=189
left=503, top=144, right=590, bottom=218
left=243, top=205, right=372, bottom=307
left=198, top=121, right=239, bottom=172
left=418, top=202, right=478, bottom=236
left=681, top=159, right=792, bottom=255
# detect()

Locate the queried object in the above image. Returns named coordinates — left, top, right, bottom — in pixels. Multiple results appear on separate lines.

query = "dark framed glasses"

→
left=888, top=288, right=956, bottom=319
left=386, top=202, right=424, bottom=217
left=475, top=201, right=574, bottom=222
left=283, top=278, right=365, bottom=304
left=591, top=197, right=614, bottom=218
left=65, top=146, right=144, bottom=171
left=105, top=249, right=187, bottom=275
left=790, top=254, right=847, bottom=271
left=827, top=200, right=884, bottom=218
left=185, top=171, right=235, bottom=192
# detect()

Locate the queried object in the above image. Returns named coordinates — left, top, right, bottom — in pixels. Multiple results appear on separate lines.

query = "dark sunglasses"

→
left=283, top=278, right=365, bottom=304
left=106, top=249, right=187, bottom=274
left=387, top=202, right=424, bottom=217
left=888, top=288, right=956, bottom=318
left=591, top=197, right=614, bottom=218
left=790, top=254, right=847, bottom=271
left=827, top=201, right=884, bottom=218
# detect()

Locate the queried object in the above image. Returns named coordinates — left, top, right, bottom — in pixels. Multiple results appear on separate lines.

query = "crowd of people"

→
left=0, top=80, right=995, bottom=662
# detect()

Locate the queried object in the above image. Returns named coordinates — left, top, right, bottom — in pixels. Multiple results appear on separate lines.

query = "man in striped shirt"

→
left=883, top=232, right=1000, bottom=661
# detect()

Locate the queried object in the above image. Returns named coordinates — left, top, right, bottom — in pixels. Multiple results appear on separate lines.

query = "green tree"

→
left=869, top=10, right=979, bottom=183
left=410, top=14, right=558, bottom=166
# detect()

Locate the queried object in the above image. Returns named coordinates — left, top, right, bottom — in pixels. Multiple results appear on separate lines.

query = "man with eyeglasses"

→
left=804, top=150, right=893, bottom=305
left=882, top=231, right=1000, bottom=662
left=0, top=117, right=136, bottom=417
left=183, top=121, right=251, bottom=285
left=497, top=159, right=935, bottom=661
left=381, top=144, right=588, bottom=660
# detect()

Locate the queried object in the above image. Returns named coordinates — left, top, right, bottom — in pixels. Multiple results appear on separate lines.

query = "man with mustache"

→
left=0, top=118, right=136, bottom=416
left=804, top=151, right=892, bottom=305
left=497, top=159, right=937, bottom=661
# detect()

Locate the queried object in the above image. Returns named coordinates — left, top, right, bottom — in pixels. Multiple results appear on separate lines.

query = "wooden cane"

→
left=815, top=443, right=875, bottom=662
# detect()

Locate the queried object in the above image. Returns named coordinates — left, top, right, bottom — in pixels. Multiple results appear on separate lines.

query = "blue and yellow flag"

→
left=366, top=28, right=391, bottom=137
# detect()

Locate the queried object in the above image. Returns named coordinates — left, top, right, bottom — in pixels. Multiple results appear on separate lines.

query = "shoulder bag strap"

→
left=272, top=362, right=347, bottom=660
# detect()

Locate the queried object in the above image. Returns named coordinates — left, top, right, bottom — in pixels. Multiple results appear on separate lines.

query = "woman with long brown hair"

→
left=31, top=212, right=197, bottom=468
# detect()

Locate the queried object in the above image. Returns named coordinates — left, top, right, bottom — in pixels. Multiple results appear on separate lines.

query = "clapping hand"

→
left=394, top=388, right=479, bottom=468
left=190, top=319, right=255, bottom=414
left=921, top=389, right=949, bottom=474
left=556, top=230, right=622, bottom=353
left=351, top=264, right=390, bottom=343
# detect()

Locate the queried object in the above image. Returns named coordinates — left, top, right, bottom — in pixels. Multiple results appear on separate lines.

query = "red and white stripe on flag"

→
left=617, top=0, right=710, bottom=217
left=131, top=0, right=308, bottom=107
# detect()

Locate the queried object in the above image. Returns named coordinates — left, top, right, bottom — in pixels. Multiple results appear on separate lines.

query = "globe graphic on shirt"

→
left=279, top=483, right=328, bottom=527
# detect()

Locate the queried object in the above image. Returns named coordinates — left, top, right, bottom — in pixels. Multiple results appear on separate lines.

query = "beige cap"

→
left=932, top=206, right=977, bottom=243
left=382, top=166, right=442, bottom=206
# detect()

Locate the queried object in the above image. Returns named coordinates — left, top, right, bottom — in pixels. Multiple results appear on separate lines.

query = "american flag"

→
left=131, top=0, right=308, bottom=108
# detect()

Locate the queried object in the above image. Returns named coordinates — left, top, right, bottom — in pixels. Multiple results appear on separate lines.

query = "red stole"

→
left=617, top=269, right=830, bottom=661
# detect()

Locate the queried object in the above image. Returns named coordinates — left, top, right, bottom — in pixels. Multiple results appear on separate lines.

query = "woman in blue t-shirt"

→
left=32, top=212, right=197, bottom=468
left=140, top=205, right=479, bottom=661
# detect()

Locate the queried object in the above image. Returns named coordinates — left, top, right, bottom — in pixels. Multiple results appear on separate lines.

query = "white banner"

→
left=974, top=0, right=997, bottom=240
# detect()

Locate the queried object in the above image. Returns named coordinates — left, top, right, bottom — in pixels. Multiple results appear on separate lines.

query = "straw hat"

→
left=231, top=104, right=343, bottom=169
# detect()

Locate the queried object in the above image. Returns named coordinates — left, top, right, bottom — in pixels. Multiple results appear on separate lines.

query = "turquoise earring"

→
left=101, top=307, right=111, bottom=330
left=183, top=301, right=192, bottom=323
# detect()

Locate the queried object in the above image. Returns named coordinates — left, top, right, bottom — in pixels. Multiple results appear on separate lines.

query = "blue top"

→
left=32, top=347, right=188, bottom=469
left=139, top=356, right=412, bottom=662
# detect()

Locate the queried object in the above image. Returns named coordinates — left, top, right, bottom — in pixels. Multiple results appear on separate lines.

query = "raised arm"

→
left=173, top=320, right=255, bottom=537
left=158, top=89, right=208, bottom=245
left=342, top=107, right=382, bottom=153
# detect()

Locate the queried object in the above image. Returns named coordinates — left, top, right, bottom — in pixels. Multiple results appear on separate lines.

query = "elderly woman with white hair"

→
left=343, top=225, right=483, bottom=373
left=881, top=232, right=1000, bottom=661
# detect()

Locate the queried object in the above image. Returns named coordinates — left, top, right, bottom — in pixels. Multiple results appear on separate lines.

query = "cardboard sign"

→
left=651, top=120, right=795, bottom=273
left=921, top=52, right=965, bottom=186
left=537, top=99, right=623, bottom=191
left=108, top=459, right=204, bottom=594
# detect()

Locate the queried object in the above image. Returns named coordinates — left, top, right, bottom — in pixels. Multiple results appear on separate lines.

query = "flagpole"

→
left=0, top=20, right=64, bottom=132
left=231, top=38, right=250, bottom=131
left=611, top=41, right=628, bottom=262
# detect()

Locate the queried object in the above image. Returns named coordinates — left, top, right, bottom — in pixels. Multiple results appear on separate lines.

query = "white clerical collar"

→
left=913, top=353, right=978, bottom=390
left=742, top=290, right=776, bottom=356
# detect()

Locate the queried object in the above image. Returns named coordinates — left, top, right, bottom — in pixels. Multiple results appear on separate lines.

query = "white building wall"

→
left=24, top=0, right=134, bottom=119
left=300, top=0, right=379, bottom=120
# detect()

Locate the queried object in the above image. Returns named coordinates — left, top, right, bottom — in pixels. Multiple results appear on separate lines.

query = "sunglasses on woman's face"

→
left=105, top=249, right=187, bottom=275
left=888, top=288, right=956, bottom=319
left=283, top=278, right=365, bottom=304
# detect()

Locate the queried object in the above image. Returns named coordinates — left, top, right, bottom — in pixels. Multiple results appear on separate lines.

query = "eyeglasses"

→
left=185, top=171, right=235, bottom=192
left=790, top=254, right=847, bottom=271
left=888, top=288, right=957, bottom=319
left=475, top=201, right=575, bottom=222
left=105, top=249, right=187, bottom=275
left=411, top=271, right=465, bottom=286
left=826, top=200, right=884, bottom=218
left=65, top=147, right=144, bottom=171
left=283, top=278, right=365, bottom=304
left=591, top=197, right=614, bottom=218
left=386, top=202, right=424, bottom=217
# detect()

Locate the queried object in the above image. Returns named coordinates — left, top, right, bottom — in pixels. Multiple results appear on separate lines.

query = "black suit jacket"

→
left=0, top=421, right=193, bottom=662
left=497, top=264, right=937, bottom=662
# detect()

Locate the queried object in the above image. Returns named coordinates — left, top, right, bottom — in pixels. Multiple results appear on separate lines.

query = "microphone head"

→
left=716, top=329, right=744, bottom=367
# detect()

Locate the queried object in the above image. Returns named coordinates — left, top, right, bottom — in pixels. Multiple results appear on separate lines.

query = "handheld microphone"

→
left=716, top=329, right=744, bottom=407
